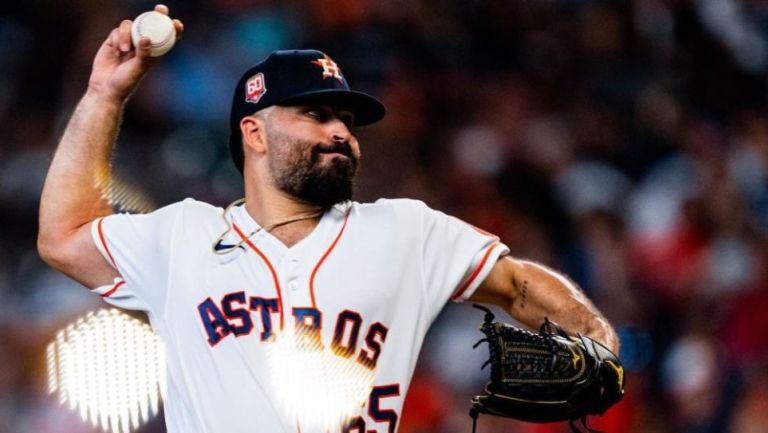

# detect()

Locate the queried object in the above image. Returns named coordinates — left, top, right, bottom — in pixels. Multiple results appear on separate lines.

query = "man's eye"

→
left=341, top=114, right=355, bottom=127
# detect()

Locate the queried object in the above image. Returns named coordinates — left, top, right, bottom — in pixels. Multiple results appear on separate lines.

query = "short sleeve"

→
left=417, top=202, right=509, bottom=313
left=89, top=201, right=184, bottom=315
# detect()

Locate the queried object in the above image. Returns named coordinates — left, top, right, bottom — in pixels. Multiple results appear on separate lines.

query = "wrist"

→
left=84, top=85, right=128, bottom=108
left=591, top=325, right=620, bottom=355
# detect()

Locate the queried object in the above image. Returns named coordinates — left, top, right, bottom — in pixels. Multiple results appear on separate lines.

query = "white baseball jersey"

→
left=90, top=198, right=509, bottom=433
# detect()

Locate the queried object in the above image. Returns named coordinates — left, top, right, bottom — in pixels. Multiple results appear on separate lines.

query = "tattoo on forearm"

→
left=520, top=280, right=528, bottom=309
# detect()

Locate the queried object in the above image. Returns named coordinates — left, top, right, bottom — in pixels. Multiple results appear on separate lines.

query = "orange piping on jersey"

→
left=450, top=241, right=501, bottom=301
left=97, top=218, right=118, bottom=269
left=101, top=280, right=125, bottom=298
left=309, top=210, right=351, bottom=308
left=233, top=223, right=285, bottom=330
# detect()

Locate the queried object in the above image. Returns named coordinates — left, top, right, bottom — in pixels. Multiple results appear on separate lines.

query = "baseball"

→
left=131, top=11, right=176, bottom=57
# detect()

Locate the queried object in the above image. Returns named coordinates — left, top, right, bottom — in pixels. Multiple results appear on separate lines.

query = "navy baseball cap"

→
left=228, top=49, right=386, bottom=173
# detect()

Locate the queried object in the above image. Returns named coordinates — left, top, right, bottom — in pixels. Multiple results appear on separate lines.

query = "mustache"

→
left=312, top=141, right=354, bottom=159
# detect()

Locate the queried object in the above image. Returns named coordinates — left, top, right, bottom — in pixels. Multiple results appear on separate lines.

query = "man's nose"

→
left=329, top=121, right=352, bottom=143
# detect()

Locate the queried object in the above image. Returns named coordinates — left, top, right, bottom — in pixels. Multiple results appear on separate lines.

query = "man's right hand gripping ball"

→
left=88, top=4, right=183, bottom=102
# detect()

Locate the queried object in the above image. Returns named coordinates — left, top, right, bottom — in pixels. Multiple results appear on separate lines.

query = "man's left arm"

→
left=469, top=256, right=619, bottom=354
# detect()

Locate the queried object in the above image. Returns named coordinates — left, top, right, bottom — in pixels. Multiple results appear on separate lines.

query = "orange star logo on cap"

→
left=312, top=54, right=344, bottom=82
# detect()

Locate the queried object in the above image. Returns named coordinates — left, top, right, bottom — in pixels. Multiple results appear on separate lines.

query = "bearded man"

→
left=38, top=5, right=618, bottom=433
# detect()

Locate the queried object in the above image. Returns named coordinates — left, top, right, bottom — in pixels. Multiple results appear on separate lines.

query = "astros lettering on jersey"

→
left=90, top=197, right=508, bottom=433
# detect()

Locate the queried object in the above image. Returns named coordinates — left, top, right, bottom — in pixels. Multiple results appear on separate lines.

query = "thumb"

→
left=135, top=37, right=154, bottom=60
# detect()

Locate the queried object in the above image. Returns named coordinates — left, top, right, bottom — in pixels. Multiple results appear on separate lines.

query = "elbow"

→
left=37, top=232, right=60, bottom=269
left=37, top=231, right=73, bottom=272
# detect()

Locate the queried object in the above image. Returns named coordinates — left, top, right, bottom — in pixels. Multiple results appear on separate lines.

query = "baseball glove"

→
left=469, top=305, right=624, bottom=433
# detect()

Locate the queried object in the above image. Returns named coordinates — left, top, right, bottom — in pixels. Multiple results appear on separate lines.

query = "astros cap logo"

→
left=245, top=72, right=267, bottom=103
left=312, top=54, right=344, bottom=82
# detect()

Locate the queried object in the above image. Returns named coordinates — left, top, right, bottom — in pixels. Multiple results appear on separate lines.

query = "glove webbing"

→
left=469, top=305, right=605, bottom=433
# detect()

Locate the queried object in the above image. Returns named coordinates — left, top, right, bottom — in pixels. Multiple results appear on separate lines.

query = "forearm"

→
left=39, top=90, right=123, bottom=251
left=507, top=260, right=619, bottom=353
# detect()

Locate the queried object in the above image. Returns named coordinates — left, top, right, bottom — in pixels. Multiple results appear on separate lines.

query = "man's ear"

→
left=241, top=116, right=267, bottom=154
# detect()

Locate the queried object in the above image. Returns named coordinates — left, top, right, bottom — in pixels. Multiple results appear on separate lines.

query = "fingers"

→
left=173, top=19, right=184, bottom=40
left=153, top=4, right=184, bottom=41
left=104, top=28, right=119, bottom=49
left=118, top=19, right=132, bottom=53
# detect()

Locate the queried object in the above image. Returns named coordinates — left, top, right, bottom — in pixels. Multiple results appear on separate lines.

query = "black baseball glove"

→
left=469, top=305, right=624, bottom=433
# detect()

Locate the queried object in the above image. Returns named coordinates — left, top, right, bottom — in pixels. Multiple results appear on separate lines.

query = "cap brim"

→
left=279, top=89, right=386, bottom=126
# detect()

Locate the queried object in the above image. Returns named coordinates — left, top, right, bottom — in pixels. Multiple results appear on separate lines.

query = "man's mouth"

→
left=314, top=143, right=353, bottom=159
left=319, top=151, right=350, bottom=159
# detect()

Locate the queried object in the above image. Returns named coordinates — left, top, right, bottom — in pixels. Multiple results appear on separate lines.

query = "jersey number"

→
left=342, top=384, right=400, bottom=433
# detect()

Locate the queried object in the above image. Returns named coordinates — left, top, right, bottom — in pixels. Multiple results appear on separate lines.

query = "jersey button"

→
left=288, top=281, right=298, bottom=291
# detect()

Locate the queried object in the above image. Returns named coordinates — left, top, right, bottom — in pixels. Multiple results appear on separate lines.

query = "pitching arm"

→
left=468, top=256, right=619, bottom=354
left=38, top=5, right=183, bottom=288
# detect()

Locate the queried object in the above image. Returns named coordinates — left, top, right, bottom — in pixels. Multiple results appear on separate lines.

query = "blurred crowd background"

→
left=2, top=0, right=768, bottom=432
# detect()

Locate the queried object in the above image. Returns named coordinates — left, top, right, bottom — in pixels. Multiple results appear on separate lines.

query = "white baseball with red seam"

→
left=131, top=11, right=176, bottom=57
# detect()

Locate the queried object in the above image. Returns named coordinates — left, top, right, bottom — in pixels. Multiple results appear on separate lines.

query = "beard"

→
left=266, top=128, right=359, bottom=208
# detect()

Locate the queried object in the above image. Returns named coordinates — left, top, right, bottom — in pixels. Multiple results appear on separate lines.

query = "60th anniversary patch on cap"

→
left=245, top=72, right=266, bottom=104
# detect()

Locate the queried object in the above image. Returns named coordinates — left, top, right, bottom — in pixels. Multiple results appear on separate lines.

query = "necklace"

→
left=212, top=198, right=324, bottom=255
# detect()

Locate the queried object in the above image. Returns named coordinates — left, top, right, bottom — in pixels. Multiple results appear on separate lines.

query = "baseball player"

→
left=38, top=5, right=619, bottom=433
